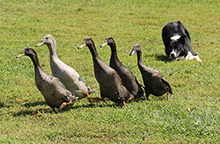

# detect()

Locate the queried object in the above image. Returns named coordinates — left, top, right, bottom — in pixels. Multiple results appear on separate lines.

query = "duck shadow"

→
left=13, top=96, right=168, bottom=116
left=131, top=94, right=169, bottom=103
left=22, top=101, right=47, bottom=108
left=73, top=100, right=121, bottom=109
left=13, top=108, right=53, bottom=117
left=12, top=99, right=119, bottom=117
left=130, top=97, right=147, bottom=103
left=0, top=102, right=7, bottom=108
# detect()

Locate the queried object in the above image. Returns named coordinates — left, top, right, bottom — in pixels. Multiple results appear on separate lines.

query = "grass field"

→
left=0, top=0, right=219, bottom=143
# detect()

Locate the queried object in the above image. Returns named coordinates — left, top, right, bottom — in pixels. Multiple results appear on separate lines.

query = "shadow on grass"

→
left=0, top=102, right=6, bottom=108
left=12, top=96, right=169, bottom=117
left=23, top=101, right=47, bottom=108
left=73, top=99, right=123, bottom=109
left=130, top=95, right=168, bottom=103
left=13, top=108, right=53, bottom=117
left=155, top=54, right=171, bottom=62
left=12, top=100, right=118, bottom=116
left=149, top=95, right=170, bottom=101
left=143, top=54, right=171, bottom=63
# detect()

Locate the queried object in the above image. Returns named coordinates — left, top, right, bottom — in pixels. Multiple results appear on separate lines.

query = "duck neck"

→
left=87, top=43, right=100, bottom=62
left=137, top=51, right=144, bottom=65
left=29, top=54, right=43, bottom=74
left=47, top=39, right=58, bottom=58
left=109, top=43, right=119, bottom=61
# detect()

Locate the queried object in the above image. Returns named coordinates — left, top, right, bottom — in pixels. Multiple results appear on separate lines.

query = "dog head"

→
left=167, top=35, right=188, bottom=60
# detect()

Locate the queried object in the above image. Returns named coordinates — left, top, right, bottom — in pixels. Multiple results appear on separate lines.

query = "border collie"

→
left=162, top=21, right=202, bottom=62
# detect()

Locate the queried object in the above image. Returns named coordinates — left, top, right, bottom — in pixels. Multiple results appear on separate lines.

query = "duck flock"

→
left=16, top=33, right=174, bottom=112
left=16, top=35, right=173, bottom=112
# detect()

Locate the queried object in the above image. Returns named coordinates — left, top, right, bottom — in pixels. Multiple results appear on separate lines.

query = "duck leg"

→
left=123, top=101, right=127, bottom=109
left=59, top=100, right=72, bottom=111
left=52, top=107, right=57, bottom=113
left=167, top=91, right=170, bottom=100
left=145, top=88, right=150, bottom=101
left=128, top=96, right=135, bottom=101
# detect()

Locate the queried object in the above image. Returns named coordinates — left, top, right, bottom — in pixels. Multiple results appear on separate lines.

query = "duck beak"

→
left=35, top=39, right=44, bottom=47
left=78, top=43, right=86, bottom=49
left=100, top=41, right=108, bottom=47
left=129, top=48, right=136, bottom=56
left=16, top=50, right=25, bottom=58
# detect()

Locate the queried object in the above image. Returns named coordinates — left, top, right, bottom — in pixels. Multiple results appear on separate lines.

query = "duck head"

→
left=129, top=44, right=141, bottom=56
left=78, top=37, right=94, bottom=49
left=16, top=47, right=36, bottom=58
left=35, top=34, right=55, bottom=47
left=100, top=36, right=115, bottom=47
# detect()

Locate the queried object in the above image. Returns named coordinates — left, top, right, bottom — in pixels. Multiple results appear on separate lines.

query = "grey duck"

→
left=35, top=34, right=99, bottom=102
left=16, top=47, right=78, bottom=112
left=129, top=44, right=172, bottom=100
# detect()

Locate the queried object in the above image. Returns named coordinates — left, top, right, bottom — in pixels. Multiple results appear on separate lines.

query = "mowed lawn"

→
left=0, top=0, right=219, bottom=143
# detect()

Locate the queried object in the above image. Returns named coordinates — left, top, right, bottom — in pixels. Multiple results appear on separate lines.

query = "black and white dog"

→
left=162, top=21, right=202, bottom=62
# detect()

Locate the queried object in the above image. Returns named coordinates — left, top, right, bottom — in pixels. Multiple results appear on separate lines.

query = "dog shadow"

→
left=143, top=54, right=171, bottom=63
left=149, top=54, right=172, bottom=63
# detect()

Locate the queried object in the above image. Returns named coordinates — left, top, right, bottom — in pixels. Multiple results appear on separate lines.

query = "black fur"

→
left=162, top=21, right=199, bottom=61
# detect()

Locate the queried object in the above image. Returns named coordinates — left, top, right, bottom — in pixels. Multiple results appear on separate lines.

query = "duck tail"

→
left=169, top=87, right=173, bottom=95
left=87, top=86, right=95, bottom=94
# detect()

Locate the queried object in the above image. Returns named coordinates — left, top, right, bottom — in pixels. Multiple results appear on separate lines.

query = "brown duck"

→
left=100, top=36, right=144, bottom=100
left=78, top=38, right=133, bottom=108
left=129, top=44, right=172, bottom=100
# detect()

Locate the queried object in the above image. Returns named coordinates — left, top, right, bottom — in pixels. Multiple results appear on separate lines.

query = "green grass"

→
left=0, top=0, right=219, bottom=143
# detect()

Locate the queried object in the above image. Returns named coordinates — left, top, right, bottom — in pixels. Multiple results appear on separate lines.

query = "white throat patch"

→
left=171, top=35, right=181, bottom=41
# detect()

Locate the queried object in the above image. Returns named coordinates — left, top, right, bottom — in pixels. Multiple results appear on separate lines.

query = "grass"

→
left=0, top=0, right=219, bottom=143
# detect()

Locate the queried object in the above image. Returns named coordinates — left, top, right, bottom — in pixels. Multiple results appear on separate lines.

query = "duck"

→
left=78, top=37, right=134, bottom=109
left=129, top=44, right=172, bottom=100
left=35, top=34, right=99, bottom=102
left=100, top=36, right=144, bottom=100
left=16, top=47, right=78, bottom=112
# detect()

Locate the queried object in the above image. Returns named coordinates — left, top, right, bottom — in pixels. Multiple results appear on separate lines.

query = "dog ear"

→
left=163, top=36, right=170, bottom=41
left=179, top=35, right=187, bottom=44
left=163, top=36, right=171, bottom=46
